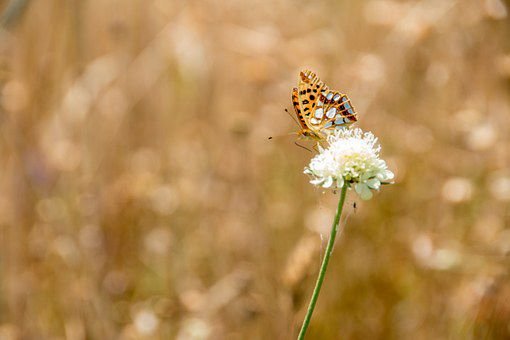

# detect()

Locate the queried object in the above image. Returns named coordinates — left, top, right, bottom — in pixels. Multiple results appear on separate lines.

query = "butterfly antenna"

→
left=294, top=141, right=312, bottom=153
left=285, top=108, right=302, bottom=128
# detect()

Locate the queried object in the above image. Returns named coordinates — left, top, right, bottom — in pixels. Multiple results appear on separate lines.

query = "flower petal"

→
left=336, top=177, right=345, bottom=188
left=323, top=176, right=334, bottom=188
left=377, top=170, right=394, bottom=181
left=354, top=183, right=364, bottom=194
left=355, top=183, right=373, bottom=200
left=310, top=178, right=324, bottom=186
left=366, top=178, right=381, bottom=190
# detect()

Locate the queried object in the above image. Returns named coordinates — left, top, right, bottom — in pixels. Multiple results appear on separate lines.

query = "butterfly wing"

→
left=297, top=70, right=357, bottom=138
left=296, top=70, right=329, bottom=139
left=316, top=89, right=357, bottom=132
left=291, top=87, right=308, bottom=130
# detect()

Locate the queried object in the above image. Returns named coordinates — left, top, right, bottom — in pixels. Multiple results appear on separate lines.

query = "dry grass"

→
left=0, top=0, right=509, bottom=339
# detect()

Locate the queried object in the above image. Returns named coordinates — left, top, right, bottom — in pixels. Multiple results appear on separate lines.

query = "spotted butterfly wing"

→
left=291, top=87, right=308, bottom=131
left=292, top=70, right=357, bottom=140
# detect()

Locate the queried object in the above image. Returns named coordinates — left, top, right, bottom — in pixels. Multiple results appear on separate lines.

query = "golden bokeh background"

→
left=1, top=0, right=510, bottom=339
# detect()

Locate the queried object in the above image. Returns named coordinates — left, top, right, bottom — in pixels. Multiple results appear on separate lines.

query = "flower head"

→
left=304, top=128, right=394, bottom=200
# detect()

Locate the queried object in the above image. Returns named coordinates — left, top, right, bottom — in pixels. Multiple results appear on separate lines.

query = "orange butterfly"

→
left=291, top=70, right=357, bottom=141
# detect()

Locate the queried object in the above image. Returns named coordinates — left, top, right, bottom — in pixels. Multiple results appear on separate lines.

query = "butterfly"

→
left=291, top=70, right=357, bottom=141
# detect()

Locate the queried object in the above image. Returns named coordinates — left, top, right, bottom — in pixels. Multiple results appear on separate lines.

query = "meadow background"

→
left=1, top=0, right=510, bottom=339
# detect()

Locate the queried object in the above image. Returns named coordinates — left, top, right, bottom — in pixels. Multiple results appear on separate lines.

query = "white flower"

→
left=304, top=128, right=394, bottom=200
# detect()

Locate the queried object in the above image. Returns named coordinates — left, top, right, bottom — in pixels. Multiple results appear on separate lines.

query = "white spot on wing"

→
left=310, top=117, right=320, bottom=125
left=326, top=92, right=333, bottom=100
left=333, top=94, right=341, bottom=101
left=326, top=108, right=336, bottom=118
left=314, top=108, right=324, bottom=119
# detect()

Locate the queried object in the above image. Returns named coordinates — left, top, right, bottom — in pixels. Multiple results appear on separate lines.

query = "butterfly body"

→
left=291, top=70, right=357, bottom=141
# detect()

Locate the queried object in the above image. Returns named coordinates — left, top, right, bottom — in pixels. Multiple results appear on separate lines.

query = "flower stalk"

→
left=296, top=127, right=393, bottom=338
left=297, top=185, right=348, bottom=340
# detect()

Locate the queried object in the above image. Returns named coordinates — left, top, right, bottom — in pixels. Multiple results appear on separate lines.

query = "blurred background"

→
left=0, top=0, right=509, bottom=339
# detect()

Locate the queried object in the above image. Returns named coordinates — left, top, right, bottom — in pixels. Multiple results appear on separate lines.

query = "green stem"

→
left=297, top=186, right=348, bottom=340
